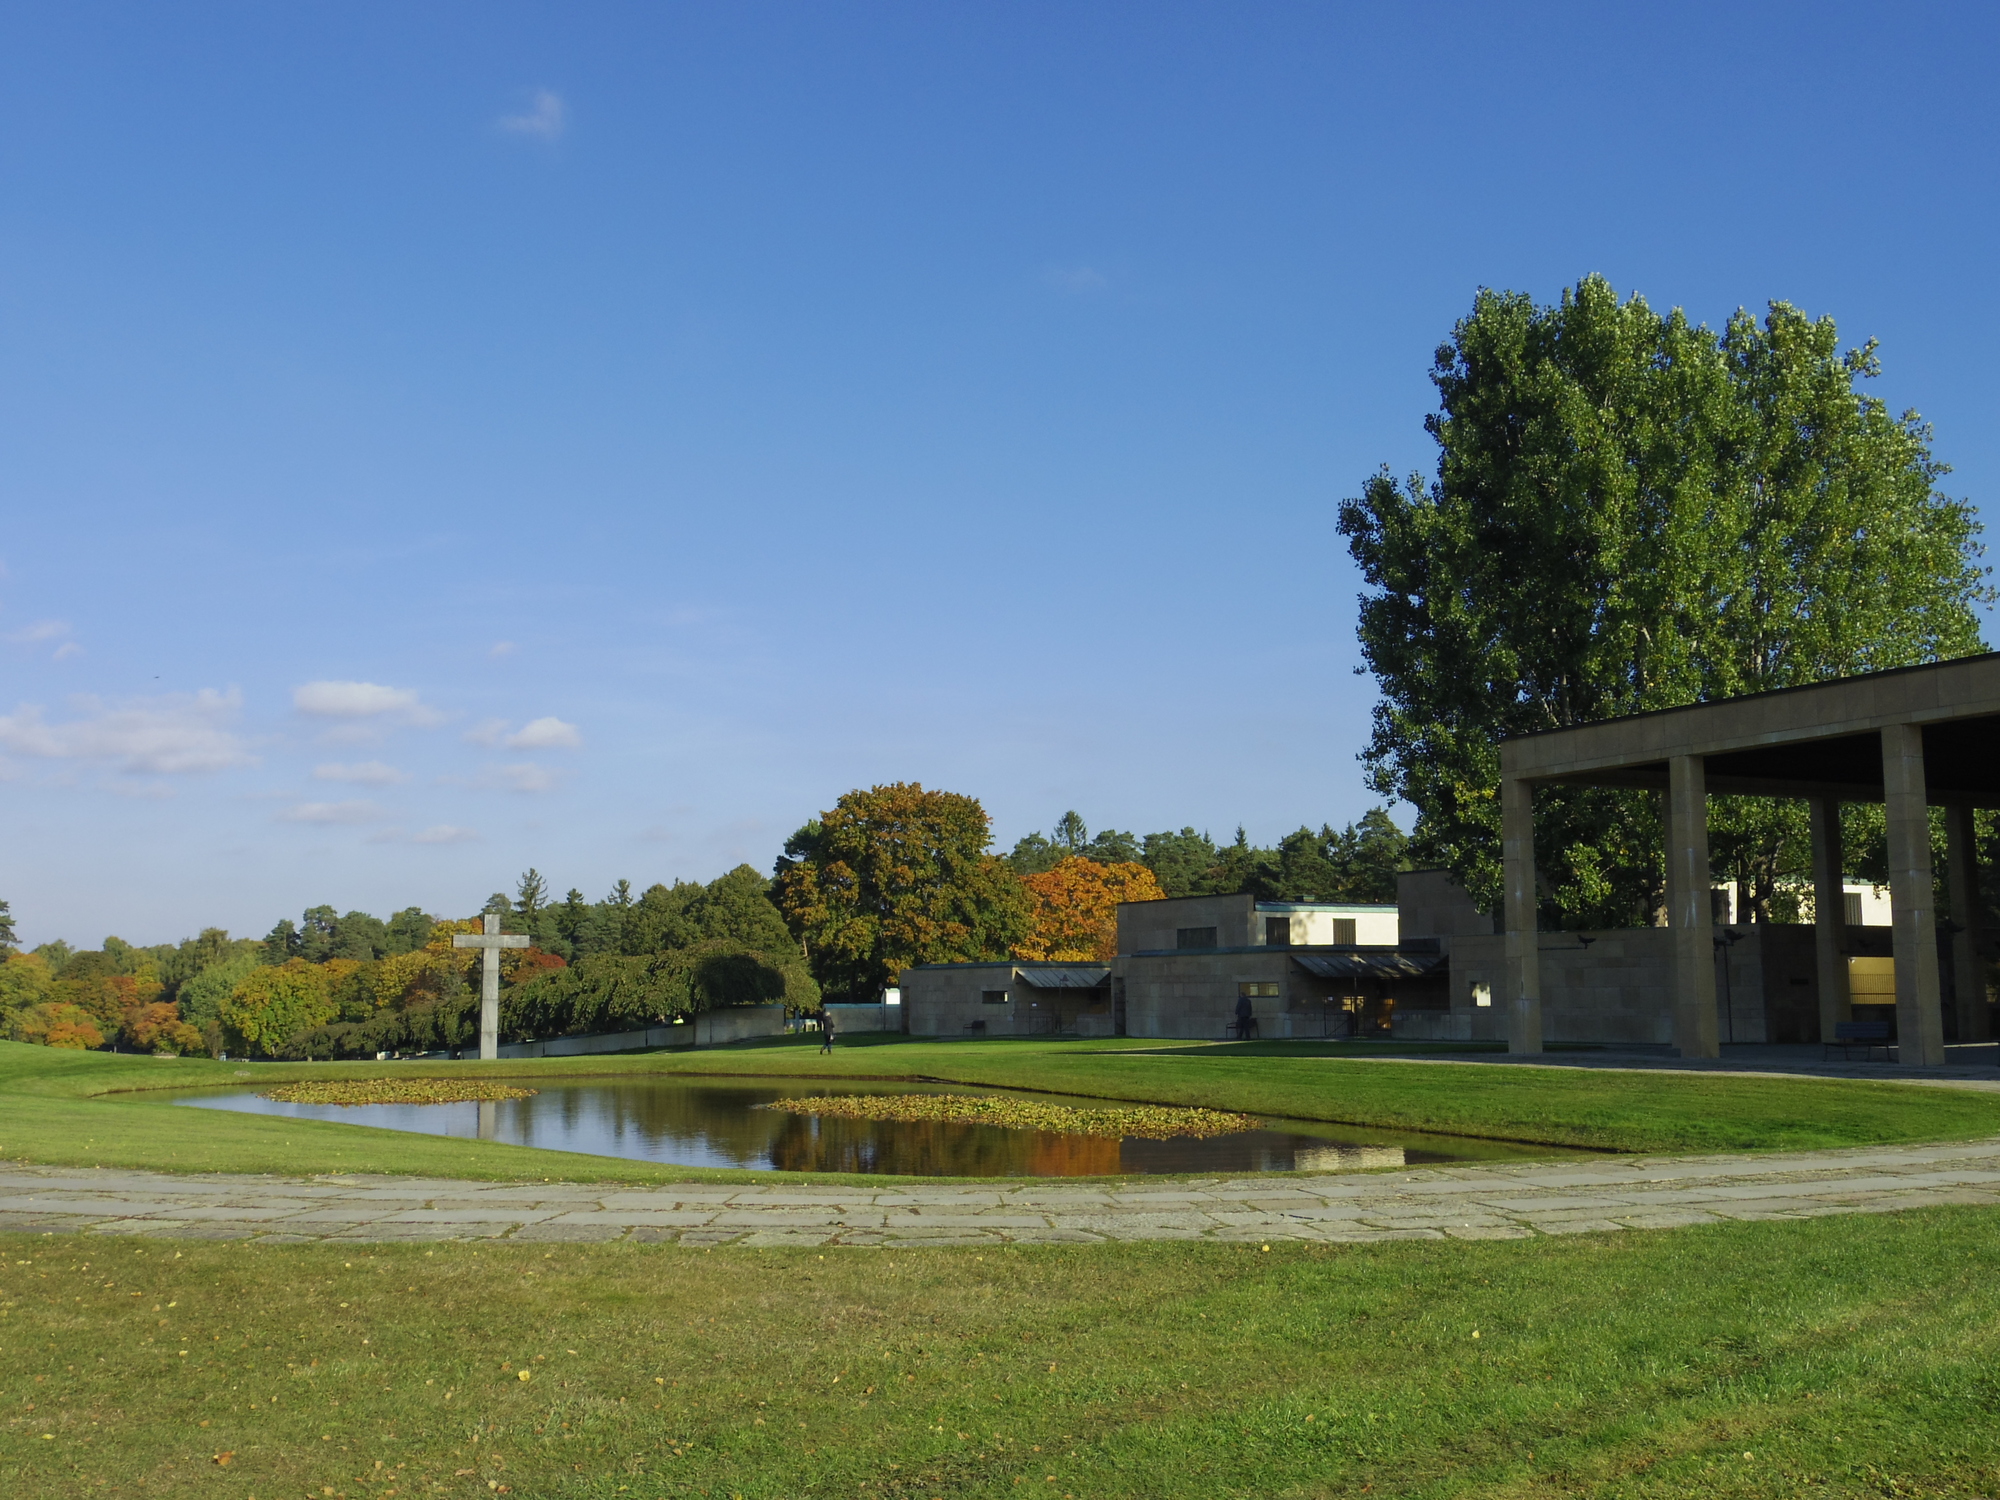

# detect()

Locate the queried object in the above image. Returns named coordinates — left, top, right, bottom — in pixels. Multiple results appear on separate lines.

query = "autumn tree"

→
left=221, top=960, right=336, bottom=1056
left=773, top=783, right=1031, bottom=1002
left=1014, top=857, right=1166, bottom=962
left=1340, top=275, right=1990, bottom=923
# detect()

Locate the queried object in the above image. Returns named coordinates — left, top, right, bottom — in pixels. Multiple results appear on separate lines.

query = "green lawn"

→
left=3, top=1036, right=1999, bottom=1185
left=4, top=1209, right=1999, bottom=1498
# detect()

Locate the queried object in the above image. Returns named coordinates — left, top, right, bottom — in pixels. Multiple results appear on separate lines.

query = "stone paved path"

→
left=1, top=1137, right=1997, bottom=1246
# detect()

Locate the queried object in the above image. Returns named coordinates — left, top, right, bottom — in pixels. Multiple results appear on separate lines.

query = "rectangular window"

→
left=1472, top=981, right=1493, bottom=1008
left=1843, top=892, right=1863, bottom=926
left=980, top=990, right=1008, bottom=1005
left=1265, top=917, right=1291, bottom=947
left=1176, top=926, right=1218, bottom=950
left=1238, top=981, right=1280, bottom=998
left=1331, top=918, right=1357, bottom=946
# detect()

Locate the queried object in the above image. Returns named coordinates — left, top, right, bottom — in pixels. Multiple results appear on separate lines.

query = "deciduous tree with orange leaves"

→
left=1014, top=856, right=1165, bottom=962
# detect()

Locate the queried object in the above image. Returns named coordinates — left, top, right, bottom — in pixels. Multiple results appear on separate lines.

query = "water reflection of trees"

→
left=247, top=1080, right=1570, bottom=1178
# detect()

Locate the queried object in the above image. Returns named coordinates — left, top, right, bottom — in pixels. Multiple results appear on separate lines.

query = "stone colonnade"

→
left=1502, top=724, right=1992, bottom=1065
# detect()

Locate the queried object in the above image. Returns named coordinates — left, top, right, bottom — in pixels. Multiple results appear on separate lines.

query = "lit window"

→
left=1472, top=982, right=1492, bottom=1008
left=1238, top=982, right=1280, bottom=999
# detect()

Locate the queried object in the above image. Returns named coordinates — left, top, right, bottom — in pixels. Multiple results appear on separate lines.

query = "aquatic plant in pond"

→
left=260, top=1079, right=539, bottom=1106
left=757, top=1093, right=1257, bottom=1139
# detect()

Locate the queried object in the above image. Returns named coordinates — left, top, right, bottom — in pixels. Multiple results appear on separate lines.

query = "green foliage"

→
left=31, top=938, right=75, bottom=973
left=1340, top=275, right=1992, bottom=921
left=384, top=906, right=435, bottom=955
left=507, top=938, right=816, bottom=1040
left=221, top=960, right=336, bottom=1056
left=774, top=783, right=1032, bottom=1002
left=0, top=897, right=15, bottom=952
left=1012, top=812, right=1408, bottom=902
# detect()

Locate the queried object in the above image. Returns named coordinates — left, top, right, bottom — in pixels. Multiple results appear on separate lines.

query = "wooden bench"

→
left=1824, top=1019, right=1894, bottom=1062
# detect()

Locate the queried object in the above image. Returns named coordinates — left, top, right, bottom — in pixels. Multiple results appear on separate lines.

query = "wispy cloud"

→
left=0, top=689, right=252, bottom=774
left=473, top=762, right=564, bottom=794
left=498, top=88, right=565, bottom=141
left=489, top=641, right=517, bottom=659
left=52, top=642, right=83, bottom=661
left=313, top=760, right=407, bottom=786
left=462, top=718, right=510, bottom=747
left=278, top=799, right=385, bottom=825
left=504, top=716, right=582, bottom=749
left=292, top=680, right=444, bottom=727
left=5, top=620, right=70, bottom=645
left=1043, top=264, right=1108, bottom=294
left=412, top=824, right=481, bottom=845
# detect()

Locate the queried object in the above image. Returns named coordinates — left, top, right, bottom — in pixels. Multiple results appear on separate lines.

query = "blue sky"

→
left=3, top=2, right=1996, bottom=947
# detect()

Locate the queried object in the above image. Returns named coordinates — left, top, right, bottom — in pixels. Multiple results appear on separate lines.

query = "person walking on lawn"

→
left=818, top=1008, right=837, bottom=1054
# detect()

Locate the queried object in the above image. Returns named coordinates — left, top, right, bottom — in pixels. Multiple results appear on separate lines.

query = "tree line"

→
left=0, top=798, right=1406, bottom=1053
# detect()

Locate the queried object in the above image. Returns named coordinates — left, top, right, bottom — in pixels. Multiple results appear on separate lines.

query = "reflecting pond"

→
left=174, top=1077, right=1590, bottom=1177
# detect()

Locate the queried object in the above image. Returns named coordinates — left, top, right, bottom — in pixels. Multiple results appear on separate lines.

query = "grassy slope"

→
left=2, top=1037, right=1998, bottom=1184
left=4, top=1209, right=1999, bottom=1498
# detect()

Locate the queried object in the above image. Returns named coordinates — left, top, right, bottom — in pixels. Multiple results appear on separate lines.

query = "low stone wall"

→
left=821, top=1003, right=906, bottom=1034
left=494, top=1005, right=786, bottom=1058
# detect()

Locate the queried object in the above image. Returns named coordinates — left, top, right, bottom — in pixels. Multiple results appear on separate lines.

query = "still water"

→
left=175, top=1078, right=1584, bottom=1177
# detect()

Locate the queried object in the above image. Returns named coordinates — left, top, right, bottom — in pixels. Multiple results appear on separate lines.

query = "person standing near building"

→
left=1234, top=991, right=1258, bottom=1040
left=818, top=1008, right=837, bottom=1054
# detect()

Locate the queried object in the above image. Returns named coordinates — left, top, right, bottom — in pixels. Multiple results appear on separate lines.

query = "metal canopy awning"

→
left=1014, top=967, right=1111, bottom=989
left=1291, top=952, right=1443, bottom=980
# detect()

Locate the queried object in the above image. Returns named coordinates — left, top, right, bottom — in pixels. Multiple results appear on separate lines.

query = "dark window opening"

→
left=1843, top=892, right=1863, bottom=926
left=1265, top=917, right=1291, bottom=947
left=1176, top=926, right=1218, bottom=950
left=980, top=990, right=1008, bottom=1005
left=1331, top=918, right=1357, bottom=945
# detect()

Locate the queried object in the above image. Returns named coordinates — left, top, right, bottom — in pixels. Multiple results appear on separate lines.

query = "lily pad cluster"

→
left=757, top=1093, right=1257, bottom=1140
left=259, top=1079, right=540, bottom=1107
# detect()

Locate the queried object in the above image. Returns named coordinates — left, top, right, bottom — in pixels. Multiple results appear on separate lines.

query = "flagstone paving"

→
left=1, top=1136, right=1997, bottom=1246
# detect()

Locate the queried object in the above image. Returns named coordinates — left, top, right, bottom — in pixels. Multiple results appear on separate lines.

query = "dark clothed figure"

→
left=818, top=1012, right=837, bottom=1054
left=1234, top=994, right=1258, bottom=1039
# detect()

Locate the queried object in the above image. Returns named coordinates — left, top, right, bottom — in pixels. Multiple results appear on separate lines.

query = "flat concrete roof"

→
left=1500, top=652, right=2000, bottom=806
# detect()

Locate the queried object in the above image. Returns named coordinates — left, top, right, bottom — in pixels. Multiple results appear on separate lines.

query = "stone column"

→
left=1501, top=774, right=1543, bottom=1055
left=1881, top=723, right=1945, bottom=1067
left=1944, top=803, right=1990, bottom=1044
left=1809, top=796, right=1851, bottom=1042
left=1666, top=754, right=1719, bottom=1059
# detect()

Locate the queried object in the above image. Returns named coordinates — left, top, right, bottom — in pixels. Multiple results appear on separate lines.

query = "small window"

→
left=1842, top=892, right=1863, bottom=926
left=1265, top=917, right=1291, bottom=947
left=1238, top=981, right=1280, bottom=999
left=1176, top=926, right=1218, bottom=950
left=1472, top=981, right=1493, bottom=1008
left=980, top=989, right=1008, bottom=1005
left=1331, top=918, right=1357, bottom=946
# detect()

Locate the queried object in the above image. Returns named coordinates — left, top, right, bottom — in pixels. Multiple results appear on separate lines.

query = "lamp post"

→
left=1714, top=928, right=1745, bottom=1044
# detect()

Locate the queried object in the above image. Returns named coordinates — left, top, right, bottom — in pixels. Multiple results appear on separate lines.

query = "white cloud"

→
left=0, top=688, right=253, bottom=774
left=1044, top=264, right=1108, bottom=293
left=504, top=716, right=582, bottom=749
left=489, top=641, right=517, bottom=659
left=51, top=642, right=83, bottom=661
left=313, top=760, right=407, bottom=786
left=5, top=620, right=70, bottom=645
left=293, top=680, right=444, bottom=728
left=462, top=717, right=510, bottom=747
left=278, top=799, right=385, bottom=825
left=412, top=824, right=481, bottom=845
left=498, top=88, right=565, bottom=141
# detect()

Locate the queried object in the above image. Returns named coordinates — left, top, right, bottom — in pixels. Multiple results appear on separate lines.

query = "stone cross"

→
left=453, top=914, right=531, bottom=1061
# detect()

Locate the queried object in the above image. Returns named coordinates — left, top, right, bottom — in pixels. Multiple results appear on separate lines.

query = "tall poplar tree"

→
left=1339, top=275, right=1990, bottom=924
